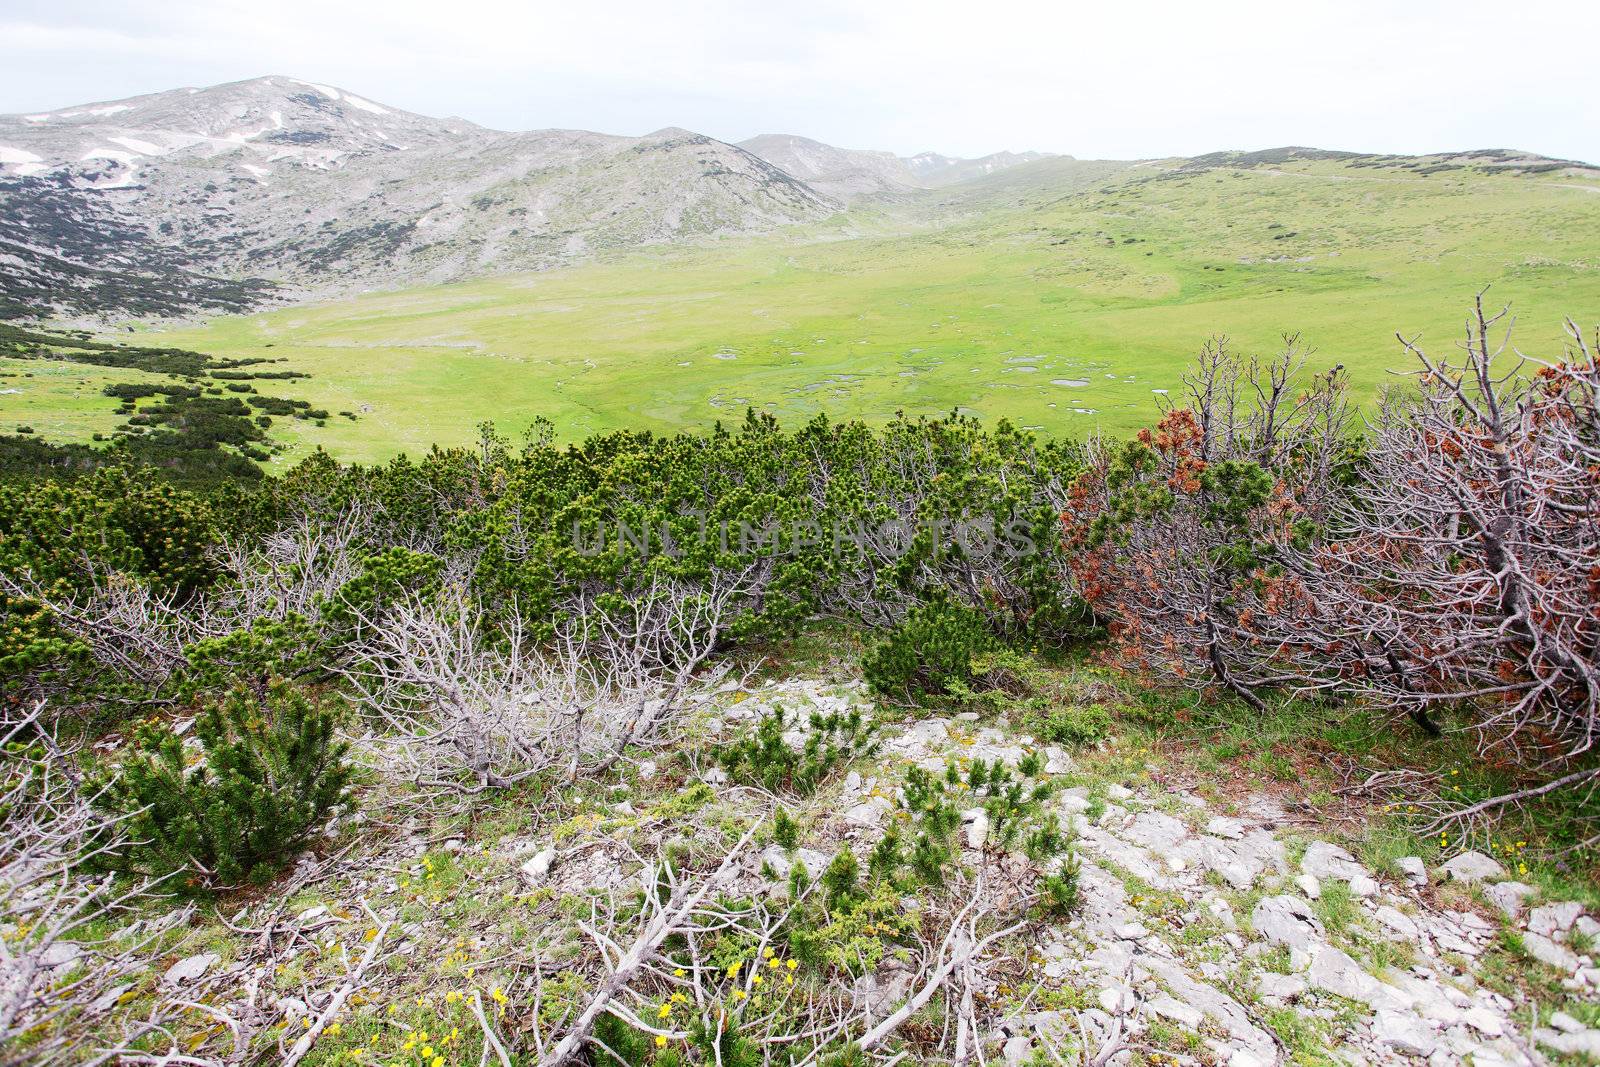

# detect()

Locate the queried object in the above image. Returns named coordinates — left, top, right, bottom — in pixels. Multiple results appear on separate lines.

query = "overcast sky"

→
left=3, top=0, right=1595, bottom=163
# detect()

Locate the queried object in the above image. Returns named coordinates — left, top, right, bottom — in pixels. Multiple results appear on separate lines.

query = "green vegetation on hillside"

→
left=0, top=322, right=340, bottom=481
left=90, top=154, right=1600, bottom=464
left=4, top=307, right=1600, bottom=1063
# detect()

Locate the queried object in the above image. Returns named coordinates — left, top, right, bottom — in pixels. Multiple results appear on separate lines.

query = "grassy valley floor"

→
left=92, top=156, right=1600, bottom=464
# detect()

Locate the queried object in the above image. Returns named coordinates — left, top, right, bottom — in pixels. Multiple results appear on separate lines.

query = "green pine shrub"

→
left=1033, top=703, right=1114, bottom=746
left=717, top=706, right=879, bottom=796
left=1038, top=853, right=1082, bottom=918
left=771, top=808, right=800, bottom=850
left=821, top=847, right=861, bottom=910
left=97, top=681, right=353, bottom=889
left=862, top=599, right=996, bottom=704
left=880, top=756, right=1068, bottom=888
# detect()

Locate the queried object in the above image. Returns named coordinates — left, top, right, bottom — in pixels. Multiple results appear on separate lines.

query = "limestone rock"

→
left=1256, top=972, right=1307, bottom=999
left=1206, top=816, right=1245, bottom=840
left=1482, top=881, right=1536, bottom=917
left=843, top=796, right=892, bottom=828
left=1522, top=931, right=1580, bottom=972
left=520, top=846, right=557, bottom=882
left=961, top=808, right=989, bottom=849
left=1097, top=985, right=1134, bottom=1015
left=1372, top=1008, right=1438, bottom=1057
left=1438, top=851, right=1504, bottom=884
left=1396, top=856, right=1428, bottom=887
left=1374, top=904, right=1421, bottom=941
left=1300, top=841, right=1368, bottom=882
left=163, top=953, right=218, bottom=987
left=1535, top=1028, right=1600, bottom=1057
left=1527, top=901, right=1584, bottom=940
left=1252, top=895, right=1324, bottom=951
left=1148, top=996, right=1203, bottom=1028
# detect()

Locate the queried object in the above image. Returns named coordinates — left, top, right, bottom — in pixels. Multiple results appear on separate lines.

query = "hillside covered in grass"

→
left=96, top=150, right=1600, bottom=463
left=3, top=301, right=1599, bottom=1065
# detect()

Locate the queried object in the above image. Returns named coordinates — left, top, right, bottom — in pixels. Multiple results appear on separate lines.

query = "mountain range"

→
left=1, top=76, right=1593, bottom=321
left=0, top=77, right=1053, bottom=319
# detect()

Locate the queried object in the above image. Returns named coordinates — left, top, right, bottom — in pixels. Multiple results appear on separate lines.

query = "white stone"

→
left=1460, top=1006, right=1504, bottom=1037
left=1375, top=905, right=1421, bottom=941
left=1527, top=901, right=1585, bottom=940
left=1204, top=896, right=1237, bottom=930
left=1396, top=856, right=1428, bottom=886
left=843, top=797, right=892, bottom=828
left=163, top=953, right=218, bottom=987
left=34, top=941, right=80, bottom=969
left=1256, top=972, right=1307, bottom=999
left=1549, top=1011, right=1584, bottom=1033
left=1308, top=947, right=1406, bottom=1009
left=1372, top=1009, right=1438, bottom=1056
left=1295, top=873, right=1322, bottom=900
left=1002, top=1035, right=1032, bottom=1066
left=1482, top=881, right=1537, bottom=917
left=1121, top=811, right=1188, bottom=852
left=520, top=847, right=556, bottom=882
left=1206, top=816, right=1245, bottom=840
left=1438, top=851, right=1504, bottom=884
left=1349, top=874, right=1380, bottom=898
left=1149, top=996, right=1203, bottom=1028
left=760, top=845, right=828, bottom=881
left=1097, top=985, right=1134, bottom=1015
left=1300, top=841, right=1369, bottom=882
left=1522, top=931, right=1580, bottom=972
left=1252, top=895, right=1324, bottom=951
left=1536, top=1029, right=1600, bottom=1057
left=961, top=808, right=989, bottom=849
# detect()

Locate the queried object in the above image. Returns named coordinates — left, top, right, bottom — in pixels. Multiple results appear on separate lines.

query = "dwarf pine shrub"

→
left=718, top=706, right=879, bottom=796
left=98, top=681, right=352, bottom=888
left=1033, top=703, right=1113, bottom=746
left=1038, top=853, right=1082, bottom=918
left=862, top=599, right=996, bottom=704
left=883, top=756, right=1066, bottom=887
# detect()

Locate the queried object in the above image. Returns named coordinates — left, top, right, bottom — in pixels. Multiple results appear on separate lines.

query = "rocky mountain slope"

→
left=0, top=78, right=1059, bottom=321
left=7, top=77, right=1590, bottom=326
left=904, top=148, right=1056, bottom=186
left=0, top=78, right=843, bottom=318
left=83, top=671, right=1599, bottom=1065
left=733, top=135, right=1055, bottom=199
left=734, top=133, right=922, bottom=200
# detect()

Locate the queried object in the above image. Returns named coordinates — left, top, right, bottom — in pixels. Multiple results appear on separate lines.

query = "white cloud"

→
left=1, top=0, right=1594, bottom=162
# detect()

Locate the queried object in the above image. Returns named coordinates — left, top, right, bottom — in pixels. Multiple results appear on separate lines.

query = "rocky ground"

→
left=688, top=679, right=1600, bottom=1066
left=56, top=672, right=1600, bottom=1066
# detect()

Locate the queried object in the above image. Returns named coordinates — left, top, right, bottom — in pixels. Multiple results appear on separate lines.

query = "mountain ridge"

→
left=3, top=76, right=1595, bottom=322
